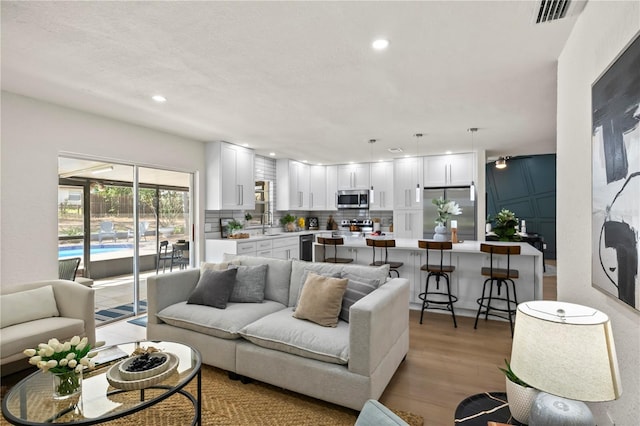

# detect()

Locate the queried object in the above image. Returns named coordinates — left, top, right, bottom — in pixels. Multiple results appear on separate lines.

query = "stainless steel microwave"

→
left=337, top=190, right=369, bottom=209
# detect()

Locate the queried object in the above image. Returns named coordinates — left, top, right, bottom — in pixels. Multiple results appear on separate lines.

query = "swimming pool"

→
left=58, top=244, right=134, bottom=258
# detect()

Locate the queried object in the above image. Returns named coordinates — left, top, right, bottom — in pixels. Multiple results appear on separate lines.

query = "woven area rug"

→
left=1, top=365, right=423, bottom=425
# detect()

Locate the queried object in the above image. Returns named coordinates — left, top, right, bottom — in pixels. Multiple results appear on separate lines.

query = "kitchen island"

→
left=313, top=237, right=544, bottom=318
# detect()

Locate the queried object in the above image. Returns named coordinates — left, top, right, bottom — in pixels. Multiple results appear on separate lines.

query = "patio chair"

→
left=98, top=221, right=117, bottom=243
left=127, top=221, right=149, bottom=241
left=58, top=257, right=81, bottom=281
left=171, top=241, right=190, bottom=271
left=157, top=240, right=173, bottom=273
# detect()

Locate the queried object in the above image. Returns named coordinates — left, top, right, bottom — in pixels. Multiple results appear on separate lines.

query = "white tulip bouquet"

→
left=23, top=336, right=104, bottom=397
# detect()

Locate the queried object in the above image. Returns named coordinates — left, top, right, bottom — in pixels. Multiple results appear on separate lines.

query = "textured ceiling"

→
left=1, top=1, right=581, bottom=164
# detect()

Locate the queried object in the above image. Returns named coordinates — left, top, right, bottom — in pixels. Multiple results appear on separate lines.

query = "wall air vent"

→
left=532, top=0, right=586, bottom=24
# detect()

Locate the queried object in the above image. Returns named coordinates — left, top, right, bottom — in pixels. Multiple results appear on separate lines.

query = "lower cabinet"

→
left=271, top=236, right=299, bottom=260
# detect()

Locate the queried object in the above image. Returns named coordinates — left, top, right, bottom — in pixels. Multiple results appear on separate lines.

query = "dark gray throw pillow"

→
left=229, top=264, right=268, bottom=303
left=187, top=268, right=238, bottom=309
left=339, top=272, right=381, bottom=322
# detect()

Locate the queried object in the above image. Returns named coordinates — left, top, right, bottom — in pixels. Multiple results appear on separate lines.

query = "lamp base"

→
left=529, top=392, right=595, bottom=426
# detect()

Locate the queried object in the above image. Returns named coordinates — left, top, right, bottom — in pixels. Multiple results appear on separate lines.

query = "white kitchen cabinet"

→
left=393, top=157, right=423, bottom=209
left=271, top=236, right=299, bottom=260
left=276, top=159, right=309, bottom=210
left=369, top=161, right=394, bottom=211
left=423, top=153, right=474, bottom=187
left=325, top=165, right=338, bottom=210
left=205, top=141, right=255, bottom=210
left=393, top=210, right=423, bottom=239
left=309, top=165, right=328, bottom=210
left=337, top=163, right=370, bottom=190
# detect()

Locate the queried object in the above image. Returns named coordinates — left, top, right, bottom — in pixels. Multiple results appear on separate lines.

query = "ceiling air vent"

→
left=532, top=0, right=586, bottom=24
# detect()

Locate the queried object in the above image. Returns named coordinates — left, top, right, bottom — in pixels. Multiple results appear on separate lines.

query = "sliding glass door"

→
left=58, top=157, right=193, bottom=324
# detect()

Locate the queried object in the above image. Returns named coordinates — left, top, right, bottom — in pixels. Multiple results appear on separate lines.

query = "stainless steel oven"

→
left=337, top=190, right=369, bottom=209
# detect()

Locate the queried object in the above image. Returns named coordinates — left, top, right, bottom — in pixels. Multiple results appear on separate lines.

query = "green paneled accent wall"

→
left=486, top=154, right=556, bottom=259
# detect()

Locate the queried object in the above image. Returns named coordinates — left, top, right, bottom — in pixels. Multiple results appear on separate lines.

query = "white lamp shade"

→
left=510, top=301, right=622, bottom=402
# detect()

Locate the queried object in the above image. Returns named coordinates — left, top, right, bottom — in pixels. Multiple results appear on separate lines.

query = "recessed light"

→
left=151, top=95, right=167, bottom=103
left=388, top=148, right=403, bottom=153
left=372, top=39, right=389, bottom=50
left=243, top=143, right=249, bottom=147
left=269, top=152, right=276, bottom=156
left=446, top=150, right=452, bottom=155
left=302, top=160, right=308, bottom=163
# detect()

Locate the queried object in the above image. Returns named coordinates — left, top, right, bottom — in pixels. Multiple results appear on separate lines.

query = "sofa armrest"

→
left=348, top=278, right=410, bottom=376
left=147, top=269, right=200, bottom=325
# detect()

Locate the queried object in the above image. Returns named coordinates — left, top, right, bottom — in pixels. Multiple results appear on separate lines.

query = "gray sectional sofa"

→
left=147, top=255, right=410, bottom=410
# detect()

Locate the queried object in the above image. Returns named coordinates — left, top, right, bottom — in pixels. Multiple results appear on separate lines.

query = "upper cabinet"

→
left=337, top=163, right=370, bottom=190
left=276, top=159, right=310, bottom=210
left=370, top=161, right=394, bottom=211
left=205, top=141, right=255, bottom=210
left=393, top=157, right=423, bottom=209
left=325, top=165, right=338, bottom=211
left=309, top=165, right=336, bottom=211
left=424, top=153, right=474, bottom=187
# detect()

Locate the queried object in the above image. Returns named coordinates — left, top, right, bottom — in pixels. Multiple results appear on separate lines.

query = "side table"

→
left=454, top=392, right=524, bottom=425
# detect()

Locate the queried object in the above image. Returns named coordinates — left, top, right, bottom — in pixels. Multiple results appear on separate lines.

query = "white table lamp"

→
left=510, top=301, right=622, bottom=426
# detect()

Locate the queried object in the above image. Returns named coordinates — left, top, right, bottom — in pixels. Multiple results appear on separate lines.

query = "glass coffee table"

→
left=2, top=341, right=201, bottom=425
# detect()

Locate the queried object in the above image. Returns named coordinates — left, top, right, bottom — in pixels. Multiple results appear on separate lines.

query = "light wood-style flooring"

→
left=380, top=262, right=557, bottom=425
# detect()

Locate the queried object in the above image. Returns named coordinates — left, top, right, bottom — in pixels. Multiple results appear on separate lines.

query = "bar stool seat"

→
left=474, top=243, right=521, bottom=336
left=366, top=238, right=403, bottom=277
left=317, top=236, right=353, bottom=263
left=418, top=240, right=457, bottom=327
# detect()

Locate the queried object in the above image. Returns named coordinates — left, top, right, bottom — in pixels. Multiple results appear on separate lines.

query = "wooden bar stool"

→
left=418, top=240, right=457, bottom=327
left=366, top=238, right=403, bottom=277
left=317, top=236, right=353, bottom=263
left=474, top=243, right=521, bottom=336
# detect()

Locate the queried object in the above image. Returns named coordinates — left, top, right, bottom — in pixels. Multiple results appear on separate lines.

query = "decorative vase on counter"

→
left=286, top=222, right=296, bottom=232
left=433, top=224, right=448, bottom=241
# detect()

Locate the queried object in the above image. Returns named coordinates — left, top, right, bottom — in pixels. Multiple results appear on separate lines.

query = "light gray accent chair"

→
left=147, top=255, right=410, bottom=410
left=1, top=279, right=95, bottom=375
left=355, top=399, right=410, bottom=426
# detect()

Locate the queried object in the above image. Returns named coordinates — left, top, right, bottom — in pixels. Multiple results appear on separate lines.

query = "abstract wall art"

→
left=592, top=32, right=640, bottom=311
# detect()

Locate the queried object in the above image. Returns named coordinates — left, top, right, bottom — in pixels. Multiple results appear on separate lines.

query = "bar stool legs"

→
left=474, top=277, right=518, bottom=336
left=419, top=270, right=458, bottom=327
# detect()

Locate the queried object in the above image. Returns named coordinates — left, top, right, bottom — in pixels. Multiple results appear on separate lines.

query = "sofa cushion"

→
left=238, top=308, right=350, bottom=364
left=289, top=260, right=390, bottom=307
left=223, top=255, right=292, bottom=306
left=0, top=317, right=84, bottom=359
left=187, top=268, right=237, bottom=309
left=0, top=285, right=59, bottom=328
left=229, top=264, right=268, bottom=303
left=293, top=272, right=348, bottom=327
left=200, top=261, right=236, bottom=272
left=157, top=300, right=286, bottom=340
left=338, top=273, right=380, bottom=323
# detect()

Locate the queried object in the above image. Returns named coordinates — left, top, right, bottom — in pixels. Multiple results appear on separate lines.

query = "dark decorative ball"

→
left=125, top=353, right=167, bottom=372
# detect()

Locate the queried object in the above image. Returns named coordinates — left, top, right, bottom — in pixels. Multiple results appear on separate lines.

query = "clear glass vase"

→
left=52, top=369, right=82, bottom=399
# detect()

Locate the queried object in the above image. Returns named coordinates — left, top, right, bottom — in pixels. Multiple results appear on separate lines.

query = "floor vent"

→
left=532, top=0, right=585, bottom=24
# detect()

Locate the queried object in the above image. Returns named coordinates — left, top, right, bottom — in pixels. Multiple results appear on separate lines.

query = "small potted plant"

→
left=226, top=219, right=244, bottom=236
left=499, top=359, right=539, bottom=424
left=280, top=213, right=297, bottom=232
left=491, top=209, right=522, bottom=241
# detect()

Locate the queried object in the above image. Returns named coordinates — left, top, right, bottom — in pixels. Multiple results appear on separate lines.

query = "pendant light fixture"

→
left=415, top=133, right=423, bottom=203
left=369, top=139, right=376, bottom=204
left=467, top=128, right=477, bottom=201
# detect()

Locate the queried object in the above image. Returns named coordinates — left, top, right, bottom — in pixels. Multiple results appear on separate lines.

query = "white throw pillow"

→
left=0, top=285, right=59, bottom=328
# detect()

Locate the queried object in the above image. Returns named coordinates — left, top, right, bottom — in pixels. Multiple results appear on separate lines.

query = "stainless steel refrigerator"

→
left=423, top=187, right=476, bottom=241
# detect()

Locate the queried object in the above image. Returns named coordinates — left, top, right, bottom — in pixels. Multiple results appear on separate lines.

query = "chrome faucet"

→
left=262, top=211, right=272, bottom=234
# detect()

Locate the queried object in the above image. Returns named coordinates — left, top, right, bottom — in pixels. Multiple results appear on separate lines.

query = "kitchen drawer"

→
left=272, top=236, right=299, bottom=249
left=237, top=241, right=257, bottom=254
left=257, top=240, right=273, bottom=250
left=257, top=249, right=273, bottom=257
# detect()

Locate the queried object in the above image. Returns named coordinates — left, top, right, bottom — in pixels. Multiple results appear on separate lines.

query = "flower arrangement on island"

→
left=23, top=336, right=104, bottom=397
left=491, top=208, right=521, bottom=241
left=432, top=197, right=462, bottom=226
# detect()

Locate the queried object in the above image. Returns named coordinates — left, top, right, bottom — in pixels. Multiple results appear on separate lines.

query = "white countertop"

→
left=315, top=236, right=542, bottom=257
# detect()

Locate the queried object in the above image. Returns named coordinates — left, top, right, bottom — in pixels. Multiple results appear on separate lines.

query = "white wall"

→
left=557, top=2, right=639, bottom=425
left=0, top=91, right=206, bottom=286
